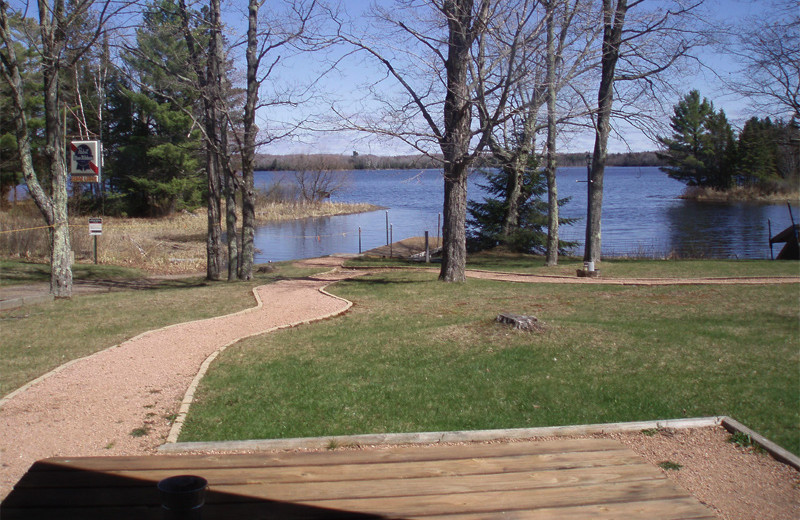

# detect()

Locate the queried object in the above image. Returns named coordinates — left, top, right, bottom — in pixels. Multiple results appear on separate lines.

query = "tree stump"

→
left=496, top=313, right=545, bottom=332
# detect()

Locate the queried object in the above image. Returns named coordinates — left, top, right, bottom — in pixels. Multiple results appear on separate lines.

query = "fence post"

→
left=390, top=224, right=393, bottom=258
left=359, top=226, right=362, bottom=254
left=425, top=231, right=430, bottom=263
left=437, top=213, right=441, bottom=248
left=385, top=210, right=389, bottom=245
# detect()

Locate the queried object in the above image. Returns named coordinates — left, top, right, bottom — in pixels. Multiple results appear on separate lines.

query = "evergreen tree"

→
left=116, top=0, right=204, bottom=216
left=657, top=90, right=736, bottom=189
left=736, top=117, right=800, bottom=192
left=737, top=117, right=779, bottom=186
left=467, top=158, right=573, bottom=254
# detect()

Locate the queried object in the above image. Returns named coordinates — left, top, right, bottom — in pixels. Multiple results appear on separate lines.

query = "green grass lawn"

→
left=181, top=269, right=800, bottom=455
left=346, top=253, right=800, bottom=279
left=0, top=260, right=147, bottom=286
left=0, top=260, right=320, bottom=396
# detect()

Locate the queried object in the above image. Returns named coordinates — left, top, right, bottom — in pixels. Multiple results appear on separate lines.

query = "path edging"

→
left=160, top=416, right=723, bottom=453
left=158, top=416, right=800, bottom=472
left=164, top=272, right=357, bottom=443
left=0, top=283, right=267, bottom=407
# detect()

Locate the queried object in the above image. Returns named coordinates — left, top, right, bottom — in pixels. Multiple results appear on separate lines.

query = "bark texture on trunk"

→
left=238, top=0, right=259, bottom=282
left=6, top=1, right=75, bottom=298
left=440, top=166, right=468, bottom=282
left=584, top=0, right=627, bottom=265
left=438, top=0, right=477, bottom=283
left=545, top=0, right=559, bottom=266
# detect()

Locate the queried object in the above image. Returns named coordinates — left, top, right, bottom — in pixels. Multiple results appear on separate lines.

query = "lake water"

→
left=253, top=167, right=799, bottom=263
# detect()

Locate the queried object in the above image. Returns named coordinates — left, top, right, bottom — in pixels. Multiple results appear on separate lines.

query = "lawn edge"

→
left=164, top=271, right=358, bottom=444
left=158, top=416, right=800, bottom=472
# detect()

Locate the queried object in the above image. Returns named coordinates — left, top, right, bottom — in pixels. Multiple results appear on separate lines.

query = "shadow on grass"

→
left=71, top=277, right=212, bottom=291
left=339, top=276, right=421, bottom=286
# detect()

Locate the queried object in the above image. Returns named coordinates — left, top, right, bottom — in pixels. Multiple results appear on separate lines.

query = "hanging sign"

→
left=70, top=140, right=101, bottom=183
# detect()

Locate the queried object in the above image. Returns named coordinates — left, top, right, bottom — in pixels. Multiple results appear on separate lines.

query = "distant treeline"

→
left=557, top=151, right=664, bottom=167
left=254, top=151, right=665, bottom=171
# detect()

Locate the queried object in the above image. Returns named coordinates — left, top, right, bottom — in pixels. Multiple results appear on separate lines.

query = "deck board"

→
left=1, top=437, right=713, bottom=519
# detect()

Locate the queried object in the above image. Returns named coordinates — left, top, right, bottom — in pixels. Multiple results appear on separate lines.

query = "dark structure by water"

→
left=770, top=224, right=799, bottom=260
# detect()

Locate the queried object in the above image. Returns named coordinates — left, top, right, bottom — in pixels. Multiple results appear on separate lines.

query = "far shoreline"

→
left=678, top=186, right=800, bottom=204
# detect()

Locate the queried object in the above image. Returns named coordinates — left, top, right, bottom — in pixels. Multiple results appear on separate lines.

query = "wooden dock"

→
left=1, top=437, right=715, bottom=519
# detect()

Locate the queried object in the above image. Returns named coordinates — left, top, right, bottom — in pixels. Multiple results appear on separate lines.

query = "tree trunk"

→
left=204, top=131, right=224, bottom=281
left=0, top=4, right=72, bottom=298
left=223, top=153, right=239, bottom=282
left=584, top=0, right=626, bottom=265
left=239, top=0, right=259, bottom=281
left=438, top=0, right=477, bottom=283
left=440, top=165, right=468, bottom=282
left=40, top=5, right=73, bottom=298
left=502, top=162, right=522, bottom=237
left=544, top=0, right=559, bottom=266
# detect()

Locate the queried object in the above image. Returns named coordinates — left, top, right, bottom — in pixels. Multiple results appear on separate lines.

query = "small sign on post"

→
left=88, top=217, right=102, bottom=265
left=88, top=218, right=103, bottom=236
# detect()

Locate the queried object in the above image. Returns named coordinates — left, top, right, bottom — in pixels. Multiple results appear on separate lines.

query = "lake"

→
left=253, top=167, right=799, bottom=263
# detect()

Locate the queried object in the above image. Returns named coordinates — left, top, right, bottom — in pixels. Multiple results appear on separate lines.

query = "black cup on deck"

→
left=157, top=475, right=208, bottom=518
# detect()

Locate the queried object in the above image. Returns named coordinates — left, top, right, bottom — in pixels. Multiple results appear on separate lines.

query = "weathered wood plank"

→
left=31, top=438, right=626, bottom=472
left=2, top=437, right=713, bottom=520
left=418, top=497, right=718, bottom=520
left=8, top=463, right=665, bottom=508
left=15, top=449, right=646, bottom=489
left=247, top=479, right=702, bottom=517
left=4, top=463, right=666, bottom=508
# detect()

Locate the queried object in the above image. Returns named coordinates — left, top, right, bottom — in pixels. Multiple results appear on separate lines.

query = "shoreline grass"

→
left=680, top=185, right=800, bottom=203
left=0, top=200, right=381, bottom=274
left=180, top=269, right=799, bottom=455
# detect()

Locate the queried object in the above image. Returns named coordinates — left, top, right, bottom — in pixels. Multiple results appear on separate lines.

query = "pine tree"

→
left=467, top=158, right=573, bottom=254
left=657, top=90, right=736, bottom=189
left=737, top=117, right=779, bottom=186
left=116, top=0, right=204, bottom=216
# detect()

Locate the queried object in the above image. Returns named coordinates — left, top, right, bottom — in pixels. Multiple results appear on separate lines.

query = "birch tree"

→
left=0, top=0, right=122, bottom=297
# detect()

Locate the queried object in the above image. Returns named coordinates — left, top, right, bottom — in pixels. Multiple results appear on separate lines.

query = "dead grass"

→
left=1, top=200, right=380, bottom=274
left=681, top=185, right=800, bottom=203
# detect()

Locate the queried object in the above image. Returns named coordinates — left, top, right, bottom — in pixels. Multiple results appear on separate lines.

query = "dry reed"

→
left=1, top=200, right=380, bottom=274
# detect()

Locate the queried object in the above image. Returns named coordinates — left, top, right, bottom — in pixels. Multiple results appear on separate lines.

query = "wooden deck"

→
left=1, top=438, right=715, bottom=519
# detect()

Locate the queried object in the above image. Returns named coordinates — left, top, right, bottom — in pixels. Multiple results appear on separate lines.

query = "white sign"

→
left=88, top=217, right=103, bottom=236
left=71, top=140, right=101, bottom=183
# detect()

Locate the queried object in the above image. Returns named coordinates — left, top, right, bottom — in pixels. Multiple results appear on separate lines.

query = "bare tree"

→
left=177, top=0, right=225, bottom=281
left=726, top=0, right=799, bottom=120
left=234, top=0, right=322, bottom=281
left=335, top=0, right=543, bottom=282
left=293, top=155, right=347, bottom=203
left=583, top=0, right=706, bottom=265
left=0, top=0, right=123, bottom=297
left=473, top=0, right=596, bottom=264
left=473, top=0, right=545, bottom=243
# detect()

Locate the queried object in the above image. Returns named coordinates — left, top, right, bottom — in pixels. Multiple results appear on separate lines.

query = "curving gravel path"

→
left=0, top=258, right=360, bottom=499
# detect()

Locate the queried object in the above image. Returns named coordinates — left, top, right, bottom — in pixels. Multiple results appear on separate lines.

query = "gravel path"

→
left=0, top=258, right=359, bottom=499
left=1, top=258, right=797, bottom=518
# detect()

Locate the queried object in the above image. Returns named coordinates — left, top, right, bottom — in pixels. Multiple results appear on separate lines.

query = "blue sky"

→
left=250, top=0, right=779, bottom=156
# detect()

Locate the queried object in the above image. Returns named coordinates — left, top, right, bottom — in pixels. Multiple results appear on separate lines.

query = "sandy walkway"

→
left=0, top=258, right=360, bottom=499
